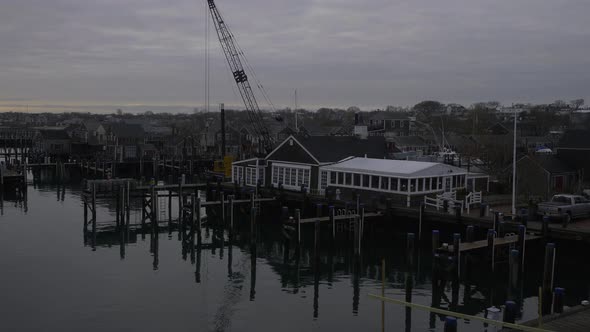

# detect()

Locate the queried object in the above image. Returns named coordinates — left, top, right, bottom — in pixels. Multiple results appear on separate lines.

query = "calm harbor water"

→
left=1, top=175, right=590, bottom=331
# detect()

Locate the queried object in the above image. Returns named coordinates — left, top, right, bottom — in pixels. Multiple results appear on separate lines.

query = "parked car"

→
left=537, top=194, right=590, bottom=221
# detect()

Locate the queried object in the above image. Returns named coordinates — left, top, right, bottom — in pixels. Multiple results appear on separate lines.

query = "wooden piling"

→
left=250, top=207, right=257, bottom=244
left=553, top=287, right=565, bottom=313
left=517, top=225, right=526, bottom=272
left=191, top=193, right=196, bottom=231
left=329, top=206, right=335, bottom=239
left=542, top=243, right=556, bottom=314
left=503, top=301, right=517, bottom=324
left=168, top=188, right=172, bottom=222
left=508, top=249, right=519, bottom=290
left=432, top=230, right=440, bottom=255
left=419, top=202, right=424, bottom=241
left=487, top=229, right=496, bottom=272
left=178, top=178, right=183, bottom=221
left=91, top=183, right=97, bottom=227
left=229, top=195, right=234, bottom=229
left=220, top=191, right=225, bottom=223
left=196, top=197, right=202, bottom=233
left=542, top=216, right=550, bottom=237
left=453, top=233, right=461, bottom=277
left=116, top=186, right=121, bottom=226
left=295, top=209, right=301, bottom=245
left=466, top=225, right=474, bottom=243
left=151, top=185, right=158, bottom=225
left=407, top=233, right=415, bottom=267
left=498, top=221, right=506, bottom=238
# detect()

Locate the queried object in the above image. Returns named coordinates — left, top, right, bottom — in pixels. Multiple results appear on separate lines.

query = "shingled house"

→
left=516, top=155, right=581, bottom=200
left=556, top=130, right=590, bottom=185
left=231, top=135, right=390, bottom=191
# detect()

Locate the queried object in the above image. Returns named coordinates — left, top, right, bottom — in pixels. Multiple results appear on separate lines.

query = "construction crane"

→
left=207, top=0, right=276, bottom=154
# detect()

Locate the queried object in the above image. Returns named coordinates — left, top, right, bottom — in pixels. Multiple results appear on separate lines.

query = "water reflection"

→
left=4, top=179, right=590, bottom=332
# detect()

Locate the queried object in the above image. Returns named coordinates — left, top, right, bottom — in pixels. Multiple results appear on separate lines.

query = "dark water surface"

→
left=2, top=178, right=590, bottom=331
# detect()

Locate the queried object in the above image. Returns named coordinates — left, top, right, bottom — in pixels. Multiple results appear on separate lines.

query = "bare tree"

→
left=571, top=99, right=585, bottom=110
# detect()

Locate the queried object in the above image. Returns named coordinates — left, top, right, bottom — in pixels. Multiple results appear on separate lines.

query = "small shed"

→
left=516, top=155, right=581, bottom=200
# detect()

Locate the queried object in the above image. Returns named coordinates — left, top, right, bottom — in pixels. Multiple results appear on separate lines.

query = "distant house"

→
left=556, top=130, right=590, bottom=185
left=35, top=129, right=71, bottom=157
left=231, top=135, right=389, bottom=191
left=105, top=123, right=145, bottom=161
left=386, top=135, right=431, bottom=155
left=215, top=126, right=241, bottom=158
left=367, top=112, right=412, bottom=137
left=516, top=155, right=581, bottom=200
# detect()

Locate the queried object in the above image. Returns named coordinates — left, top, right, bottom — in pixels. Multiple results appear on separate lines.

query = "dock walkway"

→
left=442, top=234, right=542, bottom=253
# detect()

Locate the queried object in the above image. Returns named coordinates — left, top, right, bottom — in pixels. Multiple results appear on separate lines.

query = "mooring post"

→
left=553, top=287, right=565, bottom=314
left=314, top=218, right=320, bottom=250
left=443, top=317, right=457, bottom=332
left=220, top=191, right=225, bottom=223
left=432, top=230, right=440, bottom=255
left=116, top=186, right=121, bottom=226
left=542, top=216, right=550, bottom=238
left=360, top=204, right=365, bottom=236
left=119, top=185, right=125, bottom=225
left=419, top=202, right=424, bottom=241
left=354, top=215, right=361, bottom=255
left=229, top=195, right=234, bottom=230
left=83, top=195, right=88, bottom=228
left=196, top=197, right=202, bottom=233
left=151, top=185, right=158, bottom=225
left=168, top=188, right=172, bottom=222
left=453, top=233, right=461, bottom=277
left=190, top=193, right=196, bottom=232
left=316, top=203, right=322, bottom=218
left=329, top=206, right=335, bottom=239
left=509, top=249, right=519, bottom=291
left=295, top=209, right=301, bottom=245
left=466, top=225, right=474, bottom=243
left=91, top=183, right=97, bottom=227
left=487, top=229, right=496, bottom=272
left=125, top=181, right=130, bottom=226
left=493, top=211, right=499, bottom=233
left=407, top=233, right=415, bottom=267
left=281, top=206, right=289, bottom=223
left=250, top=207, right=257, bottom=244
left=542, top=243, right=556, bottom=314
left=517, top=225, right=526, bottom=272
left=503, top=300, right=517, bottom=324
left=498, top=221, right=505, bottom=238
left=178, top=178, right=183, bottom=222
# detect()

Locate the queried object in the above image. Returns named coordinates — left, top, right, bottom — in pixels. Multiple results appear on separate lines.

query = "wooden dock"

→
left=297, top=212, right=382, bottom=224
left=501, top=305, right=590, bottom=331
left=443, top=234, right=543, bottom=253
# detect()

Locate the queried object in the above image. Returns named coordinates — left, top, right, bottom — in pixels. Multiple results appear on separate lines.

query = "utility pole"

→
left=512, top=107, right=517, bottom=217
left=220, top=103, right=226, bottom=159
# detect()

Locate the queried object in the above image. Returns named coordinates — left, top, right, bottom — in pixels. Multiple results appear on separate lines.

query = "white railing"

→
left=465, top=191, right=483, bottom=214
left=424, top=193, right=464, bottom=213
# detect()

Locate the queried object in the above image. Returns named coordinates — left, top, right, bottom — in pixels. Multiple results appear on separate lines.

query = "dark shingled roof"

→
left=558, top=130, right=590, bottom=149
left=296, top=135, right=387, bottom=163
left=107, top=123, right=144, bottom=138
left=38, top=129, right=70, bottom=140
left=531, top=155, right=576, bottom=174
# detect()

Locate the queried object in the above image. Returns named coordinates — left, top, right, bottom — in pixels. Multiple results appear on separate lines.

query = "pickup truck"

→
left=537, top=194, right=590, bottom=221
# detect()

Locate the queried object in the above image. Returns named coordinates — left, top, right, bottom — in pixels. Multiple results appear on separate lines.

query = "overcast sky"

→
left=1, top=0, right=589, bottom=113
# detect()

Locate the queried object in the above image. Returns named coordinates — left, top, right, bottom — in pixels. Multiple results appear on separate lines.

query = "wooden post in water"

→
left=498, top=221, right=505, bottom=238
left=381, top=259, right=385, bottom=332
left=83, top=195, right=88, bottom=228
left=116, top=185, right=120, bottom=226
left=329, top=206, right=335, bottom=239
left=407, top=233, right=415, bottom=268
left=250, top=207, right=257, bottom=244
left=508, top=249, right=519, bottom=291
left=196, top=197, right=202, bottom=233
left=453, top=233, right=461, bottom=278
left=125, top=181, right=130, bottom=226
left=190, top=193, right=196, bottom=231
left=431, top=230, right=440, bottom=254
left=542, top=243, right=556, bottom=314
left=487, top=229, right=496, bottom=272
left=295, top=209, right=301, bottom=246
left=91, top=183, right=97, bottom=228
left=419, top=202, right=424, bottom=241
left=228, top=195, right=234, bottom=230
left=151, top=185, right=158, bottom=225
left=168, top=188, right=172, bottom=222
left=466, top=225, right=474, bottom=243
left=220, top=191, right=225, bottom=223
left=553, top=287, right=565, bottom=314
left=517, top=225, right=526, bottom=272
left=178, top=178, right=183, bottom=222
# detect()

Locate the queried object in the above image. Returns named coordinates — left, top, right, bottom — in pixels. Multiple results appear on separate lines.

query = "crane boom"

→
left=207, top=0, right=275, bottom=154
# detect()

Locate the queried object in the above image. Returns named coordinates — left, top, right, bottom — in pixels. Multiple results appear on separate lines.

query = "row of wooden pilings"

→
left=427, top=224, right=565, bottom=331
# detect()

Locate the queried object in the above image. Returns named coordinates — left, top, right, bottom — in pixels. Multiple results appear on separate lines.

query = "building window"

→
left=410, top=179, right=417, bottom=192
left=362, top=174, right=370, bottom=188
left=296, top=169, right=303, bottom=186
left=272, top=166, right=278, bottom=184
left=321, top=171, right=328, bottom=189
left=371, top=175, right=379, bottom=189
left=345, top=173, right=352, bottom=186
left=380, top=176, right=389, bottom=190
left=391, top=178, right=398, bottom=191
left=330, top=172, right=336, bottom=184
left=246, top=168, right=252, bottom=185
left=278, top=167, right=284, bottom=185
left=418, top=178, right=424, bottom=192
left=258, top=167, right=264, bottom=185
left=401, top=179, right=408, bottom=191
left=338, top=172, right=344, bottom=185
left=303, top=169, right=310, bottom=187
left=354, top=174, right=361, bottom=187
left=291, top=169, right=297, bottom=186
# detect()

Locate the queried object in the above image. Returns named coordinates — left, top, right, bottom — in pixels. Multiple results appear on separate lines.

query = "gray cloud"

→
left=0, top=0, right=589, bottom=112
